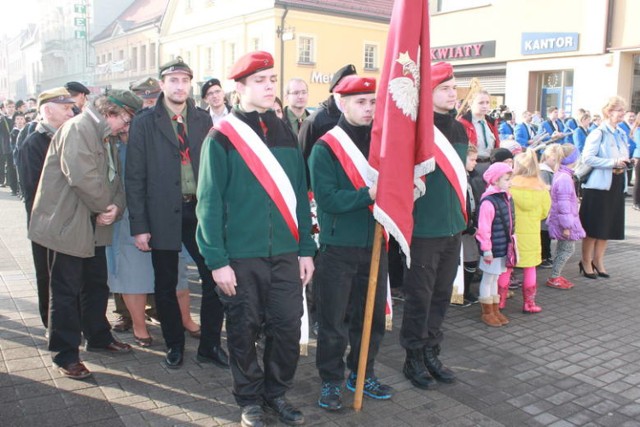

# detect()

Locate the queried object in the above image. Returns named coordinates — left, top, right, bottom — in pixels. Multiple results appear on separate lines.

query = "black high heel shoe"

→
left=591, top=263, right=610, bottom=278
left=579, top=261, right=597, bottom=279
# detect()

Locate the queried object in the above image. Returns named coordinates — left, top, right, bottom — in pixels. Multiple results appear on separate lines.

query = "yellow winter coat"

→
left=510, top=176, right=551, bottom=268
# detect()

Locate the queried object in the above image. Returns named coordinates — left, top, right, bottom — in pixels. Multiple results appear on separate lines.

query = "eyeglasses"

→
left=288, top=90, right=308, bottom=97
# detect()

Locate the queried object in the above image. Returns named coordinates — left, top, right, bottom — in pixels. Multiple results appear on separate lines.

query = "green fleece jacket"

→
left=412, top=112, right=468, bottom=238
left=196, top=109, right=316, bottom=270
left=309, top=118, right=375, bottom=248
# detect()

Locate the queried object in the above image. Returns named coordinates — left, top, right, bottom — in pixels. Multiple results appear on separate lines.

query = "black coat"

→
left=16, top=124, right=54, bottom=218
left=0, top=116, right=13, bottom=155
left=126, top=94, right=213, bottom=250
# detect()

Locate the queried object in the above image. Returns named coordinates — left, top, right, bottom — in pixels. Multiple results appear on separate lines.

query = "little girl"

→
left=509, top=149, right=551, bottom=313
left=545, top=144, right=586, bottom=289
left=475, top=162, right=514, bottom=327
left=539, top=144, right=563, bottom=269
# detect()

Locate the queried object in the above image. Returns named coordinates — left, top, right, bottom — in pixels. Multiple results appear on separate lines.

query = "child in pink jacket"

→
left=475, top=162, right=514, bottom=327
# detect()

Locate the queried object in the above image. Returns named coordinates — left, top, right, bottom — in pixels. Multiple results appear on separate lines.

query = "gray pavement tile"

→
left=532, top=412, right=560, bottom=426
left=18, top=392, right=67, bottom=414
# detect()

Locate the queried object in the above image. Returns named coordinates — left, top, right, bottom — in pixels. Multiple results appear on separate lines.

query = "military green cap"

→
left=37, top=87, right=76, bottom=109
left=159, top=56, right=193, bottom=79
left=107, top=89, right=143, bottom=115
left=130, top=77, right=161, bottom=99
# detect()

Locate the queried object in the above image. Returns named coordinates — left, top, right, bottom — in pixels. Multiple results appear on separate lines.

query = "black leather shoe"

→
left=263, top=396, right=304, bottom=426
left=165, top=347, right=184, bottom=369
left=197, top=345, right=229, bottom=369
left=423, top=346, right=456, bottom=383
left=403, top=348, right=437, bottom=389
left=241, top=405, right=266, bottom=427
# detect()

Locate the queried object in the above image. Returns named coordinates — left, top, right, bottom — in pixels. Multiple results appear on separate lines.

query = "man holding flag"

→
left=366, top=0, right=468, bottom=393
left=309, top=75, right=393, bottom=411
left=400, top=62, right=468, bottom=390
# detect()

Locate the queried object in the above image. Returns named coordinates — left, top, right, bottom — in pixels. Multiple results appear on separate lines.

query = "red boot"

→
left=522, top=282, right=542, bottom=313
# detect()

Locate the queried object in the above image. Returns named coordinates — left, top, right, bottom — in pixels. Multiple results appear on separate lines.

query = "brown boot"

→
left=492, top=296, right=509, bottom=325
left=479, top=298, right=501, bottom=327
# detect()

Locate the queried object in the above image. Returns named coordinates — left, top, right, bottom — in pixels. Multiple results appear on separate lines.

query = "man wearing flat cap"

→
left=65, top=81, right=91, bottom=115
left=126, top=57, right=228, bottom=371
left=309, top=75, right=394, bottom=411
left=28, top=90, right=142, bottom=380
left=196, top=50, right=316, bottom=427
left=401, top=61, right=468, bottom=390
left=201, top=78, right=229, bottom=125
left=17, top=87, right=76, bottom=330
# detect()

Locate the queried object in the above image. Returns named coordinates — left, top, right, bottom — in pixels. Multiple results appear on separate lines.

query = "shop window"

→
left=536, top=69, right=574, bottom=117
left=364, top=44, right=378, bottom=71
left=298, top=36, right=314, bottom=65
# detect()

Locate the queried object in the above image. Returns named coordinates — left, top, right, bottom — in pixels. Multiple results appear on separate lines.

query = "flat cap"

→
left=332, top=76, right=376, bottom=96
left=37, top=87, right=76, bottom=109
left=228, top=51, right=274, bottom=81
left=329, top=64, right=357, bottom=93
left=107, top=89, right=143, bottom=115
left=159, top=56, right=193, bottom=79
left=431, top=62, right=454, bottom=90
left=65, top=81, right=91, bottom=95
left=201, top=78, right=222, bottom=99
left=130, top=77, right=161, bottom=99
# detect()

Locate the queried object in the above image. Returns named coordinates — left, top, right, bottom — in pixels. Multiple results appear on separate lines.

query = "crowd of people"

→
left=0, top=53, right=637, bottom=427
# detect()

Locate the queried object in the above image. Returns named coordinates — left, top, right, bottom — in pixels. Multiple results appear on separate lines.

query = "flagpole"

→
left=353, top=221, right=384, bottom=411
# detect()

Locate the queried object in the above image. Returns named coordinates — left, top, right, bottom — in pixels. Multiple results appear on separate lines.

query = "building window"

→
left=118, top=50, right=124, bottom=60
left=150, top=43, right=156, bottom=68
left=298, top=36, right=314, bottom=64
left=108, top=52, right=113, bottom=62
left=227, top=42, right=236, bottom=66
left=364, top=44, right=378, bottom=70
left=207, top=47, right=213, bottom=70
left=252, top=38, right=260, bottom=51
left=140, top=45, right=147, bottom=70
left=131, top=47, right=138, bottom=71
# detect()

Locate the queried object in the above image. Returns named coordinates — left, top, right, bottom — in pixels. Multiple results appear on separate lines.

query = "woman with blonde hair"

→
left=508, top=149, right=551, bottom=313
left=579, top=96, right=630, bottom=278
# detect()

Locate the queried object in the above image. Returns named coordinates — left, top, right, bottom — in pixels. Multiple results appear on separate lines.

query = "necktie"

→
left=259, top=117, right=268, bottom=138
left=479, top=120, right=489, bottom=149
left=172, top=114, right=191, bottom=165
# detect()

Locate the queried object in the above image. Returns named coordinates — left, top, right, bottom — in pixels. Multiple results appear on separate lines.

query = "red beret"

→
left=431, top=62, right=454, bottom=90
left=333, top=76, right=376, bottom=96
left=228, top=51, right=274, bottom=81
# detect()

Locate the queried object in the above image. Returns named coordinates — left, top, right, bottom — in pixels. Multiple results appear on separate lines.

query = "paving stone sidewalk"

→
left=1, top=186, right=640, bottom=427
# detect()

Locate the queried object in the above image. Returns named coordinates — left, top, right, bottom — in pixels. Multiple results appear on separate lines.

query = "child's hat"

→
left=483, top=162, right=513, bottom=185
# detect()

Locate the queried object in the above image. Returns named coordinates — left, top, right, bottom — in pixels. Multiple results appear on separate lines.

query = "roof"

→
left=275, top=0, right=394, bottom=22
left=92, top=0, right=169, bottom=42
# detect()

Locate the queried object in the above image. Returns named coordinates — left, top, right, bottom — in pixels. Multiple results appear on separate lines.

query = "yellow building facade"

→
left=159, top=0, right=391, bottom=107
left=429, top=0, right=640, bottom=116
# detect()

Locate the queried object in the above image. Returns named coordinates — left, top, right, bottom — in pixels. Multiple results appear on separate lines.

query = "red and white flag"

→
left=369, top=0, right=435, bottom=266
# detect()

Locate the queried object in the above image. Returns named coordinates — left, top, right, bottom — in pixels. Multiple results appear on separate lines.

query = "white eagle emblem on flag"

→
left=388, top=51, right=419, bottom=122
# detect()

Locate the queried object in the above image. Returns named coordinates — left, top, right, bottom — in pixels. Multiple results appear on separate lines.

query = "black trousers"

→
left=151, top=200, right=224, bottom=351
left=217, top=254, right=303, bottom=407
left=400, top=234, right=461, bottom=350
left=48, top=246, right=114, bottom=367
left=0, top=153, right=8, bottom=184
left=32, top=241, right=50, bottom=328
left=315, top=245, right=388, bottom=384
left=541, top=230, right=552, bottom=261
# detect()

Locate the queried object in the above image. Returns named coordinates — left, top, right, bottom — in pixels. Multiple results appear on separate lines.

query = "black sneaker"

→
left=318, top=382, right=343, bottom=411
left=464, top=293, right=479, bottom=305
left=539, top=259, right=553, bottom=269
left=346, top=372, right=393, bottom=400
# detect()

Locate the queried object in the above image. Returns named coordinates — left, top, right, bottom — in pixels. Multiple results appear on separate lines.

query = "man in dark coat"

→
left=126, top=57, right=227, bottom=370
left=0, top=100, right=16, bottom=187
left=16, top=87, right=76, bottom=329
left=299, top=64, right=357, bottom=168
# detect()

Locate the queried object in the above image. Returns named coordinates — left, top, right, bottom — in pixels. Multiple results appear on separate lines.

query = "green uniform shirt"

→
left=165, top=103, right=197, bottom=195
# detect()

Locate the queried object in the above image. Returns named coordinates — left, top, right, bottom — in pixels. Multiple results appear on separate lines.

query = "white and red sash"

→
left=320, top=126, right=377, bottom=211
left=216, top=114, right=299, bottom=242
